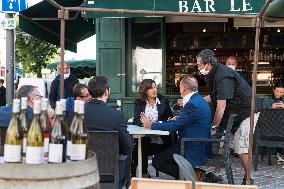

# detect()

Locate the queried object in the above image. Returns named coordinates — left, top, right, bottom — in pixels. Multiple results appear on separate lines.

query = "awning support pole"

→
left=59, top=9, right=67, bottom=99
left=247, top=0, right=271, bottom=184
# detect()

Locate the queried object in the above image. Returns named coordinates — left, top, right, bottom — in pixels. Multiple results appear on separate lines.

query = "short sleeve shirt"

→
left=216, top=78, right=236, bottom=100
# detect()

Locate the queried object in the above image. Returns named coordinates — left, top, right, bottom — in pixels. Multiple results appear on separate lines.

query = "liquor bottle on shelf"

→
left=26, top=100, right=44, bottom=164
left=48, top=101, right=67, bottom=163
left=40, top=98, right=50, bottom=157
left=71, top=100, right=88, bottom=161
left=19, top=97, right=29, bottom=158
left=67, top=100, right=79, bottom=160
left=4, top=99, right=22, bottom=163
left=116, top=100, right=122, bottom=111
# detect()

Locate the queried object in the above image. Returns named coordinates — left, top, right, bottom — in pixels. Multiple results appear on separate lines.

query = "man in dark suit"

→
left=85, top=76, right=133, bottom=189
left=142, top=75, right=212, bottom=179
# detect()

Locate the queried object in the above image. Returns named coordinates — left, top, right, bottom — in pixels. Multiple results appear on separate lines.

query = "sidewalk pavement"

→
left=147, top=155, right=284, bottom=189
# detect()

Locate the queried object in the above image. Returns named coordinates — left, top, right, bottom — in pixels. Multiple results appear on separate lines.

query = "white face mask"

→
left=63, top=73, right=70, bottom=79
left=199, top=65, right=210, bottom=75
left=227, top=65, right=236, bottom=70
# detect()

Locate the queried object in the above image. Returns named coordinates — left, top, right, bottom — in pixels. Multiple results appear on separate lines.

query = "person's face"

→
left=179, top=83, right=187, bottom=97
left=57, top=63, right=70, bottom=74
left=177, top=99, right=183, bottom=106
left=29, top=89, right=43, bottom=104
left=78, top=88, right=90, bottom=102
left=226, top=58, right=237, bottom=67
left=273, top=87, right=284, bottom=99
left=196, top=57, right=211, bottom=75
left=146, top=83, right=157, bottom=99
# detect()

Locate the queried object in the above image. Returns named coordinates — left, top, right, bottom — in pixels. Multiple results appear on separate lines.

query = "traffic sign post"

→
left=0, top=18, right=16, bottom=29
left=0, top=0, right=27, bottom=13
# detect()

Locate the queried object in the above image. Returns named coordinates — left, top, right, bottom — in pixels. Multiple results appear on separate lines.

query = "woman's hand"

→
left=140, top=113, right=152, bottom=128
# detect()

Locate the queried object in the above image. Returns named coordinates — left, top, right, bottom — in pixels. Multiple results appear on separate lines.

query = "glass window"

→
left=131, top=21, right=162, bottom=93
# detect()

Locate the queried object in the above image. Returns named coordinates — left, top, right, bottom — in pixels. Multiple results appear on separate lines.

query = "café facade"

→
left=20, top=0, right=284, bottom=119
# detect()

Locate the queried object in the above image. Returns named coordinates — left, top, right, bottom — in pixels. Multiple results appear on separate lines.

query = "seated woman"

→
left=262, top=84, right=284, bottom=109
left=132, top=79, right=173, bottom=178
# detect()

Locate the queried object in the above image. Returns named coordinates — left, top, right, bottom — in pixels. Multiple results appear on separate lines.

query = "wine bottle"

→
left=19, top=97, right=29, bottom=157
left=71, top=100, right=88, bottom=161
left=67, top=100, right=79, bottom=159
left=48, top=101, right=67, bottom=163
left=60, top=99, right=69, bottom=139
left=26, top=100, right=44, bottom=164
left=40, top=98, right=50, bottom=157
left=4, top=99, right=22, bottom=163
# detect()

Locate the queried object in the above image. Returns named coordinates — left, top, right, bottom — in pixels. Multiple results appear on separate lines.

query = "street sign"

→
left=0, top=0, right=27, bottom=13
left=0, top=18, right=16, bottom=29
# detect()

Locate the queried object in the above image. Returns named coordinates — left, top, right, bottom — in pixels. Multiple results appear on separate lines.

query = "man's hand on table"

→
left=272, top=103, right=284, bottom=109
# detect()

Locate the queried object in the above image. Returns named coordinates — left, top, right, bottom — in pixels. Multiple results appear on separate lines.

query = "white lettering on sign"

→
left=191, top=0, right=203, bottom=13
left=204, top=0, right=216, bottom=12
left=179, top=1, right=189, bottom=12
left=230, top=0, right=253, bottom=12
left=242, top=0, right=252, bottom=11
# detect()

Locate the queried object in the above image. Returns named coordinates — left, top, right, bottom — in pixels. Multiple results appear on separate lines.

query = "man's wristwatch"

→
left=211, top=125, right=218, bottom=129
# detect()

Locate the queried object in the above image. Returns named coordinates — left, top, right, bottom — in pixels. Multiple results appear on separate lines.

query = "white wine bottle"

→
left=67, top=100, right=79, bottom=159
left=71, top=100, right=88, bottom=161
left=26, top=100, right=44, bottom=164
left=19, top=97, right=29, bottom=157
left=60, top=99, right=69, bottom=140
left=4, top=99, right=22, bottom=163
left=40, top=98, right=51, bottom=157
left=48, top=101, right=67, bottom=163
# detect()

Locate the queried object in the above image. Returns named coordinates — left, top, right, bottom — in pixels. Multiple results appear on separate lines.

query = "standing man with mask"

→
left=49, top=62, right=79, bottom=109
left=226, top=56, right=251, bottom=85
left=197, top=49, right=256, bottom=185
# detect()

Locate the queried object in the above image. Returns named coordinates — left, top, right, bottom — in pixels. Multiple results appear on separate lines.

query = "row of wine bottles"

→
left=3, top=98, right=88, bottom=164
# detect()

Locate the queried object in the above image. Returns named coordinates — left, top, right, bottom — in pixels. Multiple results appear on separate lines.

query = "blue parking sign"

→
left=1, top=0, right=27, bottom=13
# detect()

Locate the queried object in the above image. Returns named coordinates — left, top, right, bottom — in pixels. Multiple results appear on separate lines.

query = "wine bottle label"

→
left=67, top=140, right=72, bottom=157
left=33, top=100, right=41, bottom=114
left=21, top=97, right=28, bottom=109
left=71, top=144, right=86, bottom=161
left=78, top=101, right=85, bottom=114
left=48, top=144, right=63, bottom=163
left=22, top=137, right=27, bottom=153
left=44, top=138, right=49, bottom=153
left=26, top=146, right=44, bottom=164
left=4, top=144, right=21, bottom=162
left=13, top=99, right=20, bottom=113
left=41, top=99, right=48, bottom=111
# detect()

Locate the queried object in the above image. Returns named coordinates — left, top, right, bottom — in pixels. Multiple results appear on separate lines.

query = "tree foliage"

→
left=16, top=29, right=59, bottom=78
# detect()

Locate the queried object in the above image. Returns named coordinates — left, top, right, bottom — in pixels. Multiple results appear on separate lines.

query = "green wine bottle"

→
left=48, top=101, right=67, bottom=163
left=26, top=100, right=44, bottom=164
left=4, top=99, right=22, bottom=163
left=40, top=98, right=50, bottom=157
left=19, top=97, right=29, bottom=157
left=67, top=100, right=79, bottom=159
left=60, top=99, right=69, bottom=140
left=71, top=100, right=88, bottom=161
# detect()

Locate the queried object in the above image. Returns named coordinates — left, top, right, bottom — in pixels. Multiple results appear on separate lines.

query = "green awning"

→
left=85, top=0, right=266, bottom=18
left=19, top=0, right=96, bottom=52
left=263, top=0, right=284, bottom=20
left=47, top=59, right=96, bottom=69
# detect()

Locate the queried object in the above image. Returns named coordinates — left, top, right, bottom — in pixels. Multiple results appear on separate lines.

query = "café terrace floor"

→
left=142, top=155, right=284, bottom=189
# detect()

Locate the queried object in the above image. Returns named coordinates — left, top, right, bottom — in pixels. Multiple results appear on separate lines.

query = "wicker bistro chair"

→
left=254, top=109, right=284, bottom=171
left=88, top=131, right=131, bottom=189
left=180, top=113, right=237, bottom=184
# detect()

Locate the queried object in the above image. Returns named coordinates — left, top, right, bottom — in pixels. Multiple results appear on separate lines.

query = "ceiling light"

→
left=202, top=28, right=206, bottom=33
left=277, top=28, right=281, bottom=32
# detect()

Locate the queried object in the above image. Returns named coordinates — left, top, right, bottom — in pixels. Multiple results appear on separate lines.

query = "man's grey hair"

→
left=16, top=85, right=37, bottom=99
left=196, top=49, right=217, bottom=65
left=180, top=75, right=198, bottom=92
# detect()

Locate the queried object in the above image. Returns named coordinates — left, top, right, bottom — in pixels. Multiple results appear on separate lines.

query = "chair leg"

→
left=224, top=162, right=234, bottom=184
left=268, top=153, right=272, bottom=166
left=254, top=145, right=259, bottom=171
left=156, top=170, right=159, bottom=177
left=261, top=146, right=264, bottom=161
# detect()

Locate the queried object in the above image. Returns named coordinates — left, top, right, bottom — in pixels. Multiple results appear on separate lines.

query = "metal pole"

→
left=59, top=9, right=65, bottom=99
left=247, top=0, right=271, bottom=184
left=5, top=13, right=15, bottom=104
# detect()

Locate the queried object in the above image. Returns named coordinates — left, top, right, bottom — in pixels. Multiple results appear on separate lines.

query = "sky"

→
left=27, top=0, right=96, bottom=61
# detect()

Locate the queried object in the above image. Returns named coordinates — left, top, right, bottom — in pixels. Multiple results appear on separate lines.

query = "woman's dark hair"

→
left=138, top=79, right=156, bottom=101
left=0, top=79, right=4, bottom=84
left=88, top=76, right=109, bottom=98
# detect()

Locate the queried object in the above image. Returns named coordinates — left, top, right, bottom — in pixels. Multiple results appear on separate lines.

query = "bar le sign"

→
left=178, top=0, right=265, bottom=14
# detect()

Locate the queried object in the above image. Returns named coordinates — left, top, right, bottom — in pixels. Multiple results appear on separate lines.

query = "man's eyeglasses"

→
left=31, top=94, right=43, bottom=98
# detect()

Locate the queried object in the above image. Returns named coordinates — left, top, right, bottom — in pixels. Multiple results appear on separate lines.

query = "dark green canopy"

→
left=19, top=0, right=96, bottom=52
left=47, top=59, right=96, bottom=69
left=263, top=0, right=284, bottom=20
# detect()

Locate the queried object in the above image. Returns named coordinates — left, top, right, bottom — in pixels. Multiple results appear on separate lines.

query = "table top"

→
left=127, top=124, right=169, bottom=136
